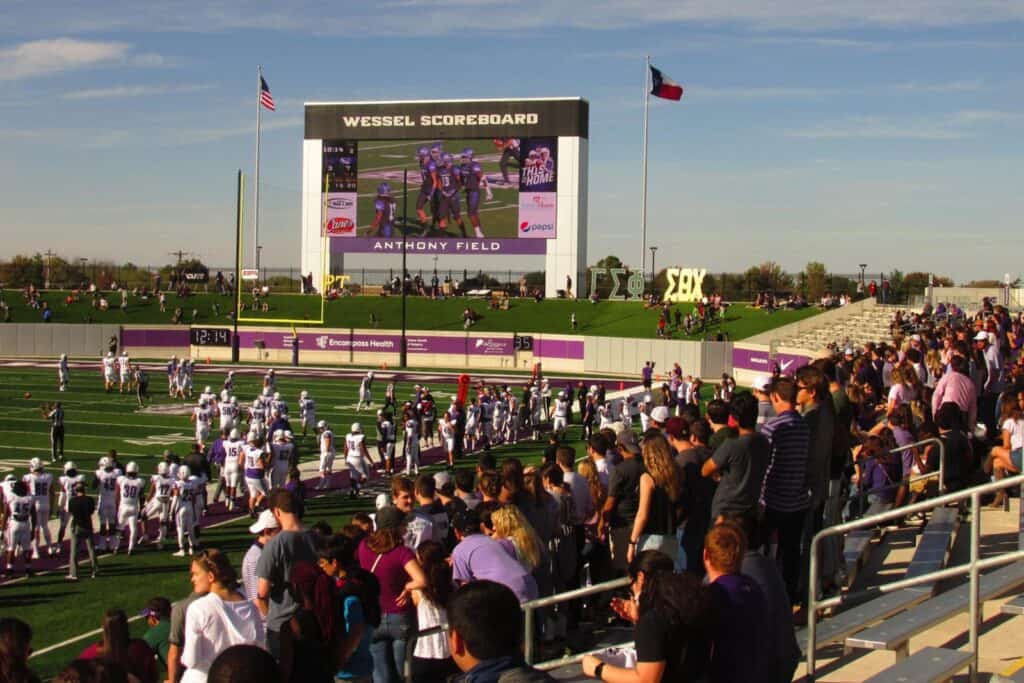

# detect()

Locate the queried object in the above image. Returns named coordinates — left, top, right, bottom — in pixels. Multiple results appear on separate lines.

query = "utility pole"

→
left=44, top=249, right=56, bottom=289
left=169, top=250, right=192, bottom=266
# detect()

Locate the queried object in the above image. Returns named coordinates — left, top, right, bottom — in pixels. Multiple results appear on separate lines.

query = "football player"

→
left=118, top=351, right=132, bottom=394
left=171, top=465, right=200, bottom=556
left=3, top=479, right=36, bottom=576
left=191, top=399, right=213, bottom=448
left=167, top=355, right=178, bottom=396
left=222, top=369, right=235, bottom=397
left=370, top=182, right=397, bottom=238
left=241, top=433, right=267, bottom=517
left=497, top=137, right=521, bottom=184
left=436, top=153, right=465, bottom=237
left=144, top=462, right=175, bottom=550
left=58, top=353, right=70, bottom=392
left=93, top=455, right=121, bottom=551
left=357, top=371, right=374, bottom=411
left=102, top=351, right=117, bottom=393
left=222, top=428, right=244, bottom=511
left=439, top=413, right=456, bottom=469
left=415, top=146, right=440, bottom=229
left=24, top=458, right=55, bottom=558
left=269, top=430, right=294, bottom=489
left=56, top=460, right=85, bottom=547
left=344, top=423, right=370, bottom=498
left=299, top=390, right=316, bottom=437
left=376, top=410, right=394, bottom=473
left=219, top=395, right=238, bottom=433
left=316, top=420, right=335, bottom=490
left=114, top=462, right=145, bottom=555
left=459, top=148, right=488, bottom=238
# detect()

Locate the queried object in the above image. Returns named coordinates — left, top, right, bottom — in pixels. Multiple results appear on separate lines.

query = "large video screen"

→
left=323, top=137, right=557, bottom=254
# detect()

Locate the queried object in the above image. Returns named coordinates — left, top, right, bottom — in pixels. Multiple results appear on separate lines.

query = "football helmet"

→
left=125, top=461, right=139, bottom=475
left=177, top=465, right=191, bottom=481
left=157, top=462, right=169, bottom=476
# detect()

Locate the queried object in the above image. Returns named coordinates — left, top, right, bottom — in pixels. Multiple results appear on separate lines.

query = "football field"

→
left=0, top=361, right=601, bottom=679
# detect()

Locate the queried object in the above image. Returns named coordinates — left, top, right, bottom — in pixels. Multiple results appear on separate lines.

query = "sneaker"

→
left=65, top=575, right=79, bottom=582
left=31, top=549, right=40, bottom=560
left=172, top=549, right=186, bottom=557
left=91, top=570, right=97, bottom=579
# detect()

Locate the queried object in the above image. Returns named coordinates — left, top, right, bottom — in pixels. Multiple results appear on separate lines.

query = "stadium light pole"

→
left=649, top=246, right=658, bottom=291
left=232, top=170, right=244, bottom=363
left=400, top=169, right=408, bottom=369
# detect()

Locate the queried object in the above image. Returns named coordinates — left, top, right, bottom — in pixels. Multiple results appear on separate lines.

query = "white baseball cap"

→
left=650, top=405, right=670, bottom=423
left=752, top=375, right=772, bottom=393
left=249, top=509, right=280, bottom=534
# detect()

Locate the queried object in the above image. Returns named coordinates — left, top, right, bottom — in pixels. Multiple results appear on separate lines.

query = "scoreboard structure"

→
left=300, top=97, right=589, bottom=298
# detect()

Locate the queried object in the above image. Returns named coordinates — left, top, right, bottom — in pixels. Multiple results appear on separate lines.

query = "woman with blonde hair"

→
left=628, top=433, right=682, bottom=564
left=490, top=504, right=544, bottom=572
left=181, top=549, right=265, bottom=683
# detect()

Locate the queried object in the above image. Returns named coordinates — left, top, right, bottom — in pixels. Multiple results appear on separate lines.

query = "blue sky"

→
left=1, top=1, right=1022, bottom=282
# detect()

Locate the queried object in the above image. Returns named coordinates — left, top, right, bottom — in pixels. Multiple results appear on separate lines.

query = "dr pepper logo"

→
left=327, top=217, right=355, bottom=235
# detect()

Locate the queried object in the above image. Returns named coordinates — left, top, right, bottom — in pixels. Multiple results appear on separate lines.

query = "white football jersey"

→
left=174, top=478, right=199, bottom=505
left=102, top=356, right=116, bottom=376
left=300, top=397, right=316, bottom=419
left=194, top=407, right=213, bottom=426
left=95, top=468, right=121, bottom=504
left=243, top=445, right=265, bottom=472
left=345, top=433, right=365, bottom=458
left=7, top=494, right=34, bottom=524
left=320, top=429, right=335, bottom=456
left=24, top=472, right=53, bottom=503
left=225, top=439, right=245, bottom=467
left=59, top=473, right=85, bottom=509
left=117, top=475, right=144, bottom=507
left=151, top=474, right=175, bottom=499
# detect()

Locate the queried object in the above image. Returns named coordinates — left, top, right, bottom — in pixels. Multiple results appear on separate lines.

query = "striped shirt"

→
left=759, top=409, right=810, bottom=512
left=49, top=405, right=65, bottom=428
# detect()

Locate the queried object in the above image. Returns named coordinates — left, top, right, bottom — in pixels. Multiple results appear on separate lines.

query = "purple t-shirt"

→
left=357, top=539, right=416, bottom=615
left=451, top=533, right=538, bottom=603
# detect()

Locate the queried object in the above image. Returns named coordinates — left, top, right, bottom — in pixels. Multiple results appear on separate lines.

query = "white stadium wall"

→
left=545, top=135, right=587, bottom=298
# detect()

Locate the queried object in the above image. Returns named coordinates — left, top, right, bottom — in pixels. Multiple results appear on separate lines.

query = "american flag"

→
left=260, top=76, right=275, bottom=111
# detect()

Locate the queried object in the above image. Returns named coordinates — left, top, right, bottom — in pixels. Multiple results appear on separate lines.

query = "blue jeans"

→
left=370, top=611, right=416, bottom=683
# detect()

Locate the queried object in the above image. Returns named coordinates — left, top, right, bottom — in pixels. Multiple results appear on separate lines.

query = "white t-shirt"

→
left=181, top=593, right=265, bottom=683
left=1002, top=418, right=1024, bottom=451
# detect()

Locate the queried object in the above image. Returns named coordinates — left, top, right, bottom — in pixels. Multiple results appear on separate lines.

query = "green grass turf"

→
left=0, top=365, right=589, bottom=679
left=350, top=138, right=522, bottom=238
left=2, top=290, right=821, bottom=339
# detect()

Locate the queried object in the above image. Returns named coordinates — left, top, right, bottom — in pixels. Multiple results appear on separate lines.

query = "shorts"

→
left=416, top=188, right=433, bottom=211
left=8, top=523, right=31, bottom=552
left=445, top=438, right=455, bottom=452
left=346, top=455, right=368, bottom=481
left=439, top=193, right=460, bottom=221
left=105, top=372, right=116, bottom=382
left=1012, top=448, right=1023, bottom=472
left=98, top=501, right=117, bottom=525
left=145, top=498, right=172, bottom=523
left=246, top=477, right=267, bottom=496
left=224, top=464, right=240, bottom=488
left=609, top=525, right=632, bottom=572
left=465, top=190, right=480, bottom=215
left=320, top=453, right=335, bottom=472
left=118, top=506, right=139, bottom=527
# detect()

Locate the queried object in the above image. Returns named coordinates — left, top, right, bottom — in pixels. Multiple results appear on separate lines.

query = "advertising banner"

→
left=235, top=331, right=515, bottom=356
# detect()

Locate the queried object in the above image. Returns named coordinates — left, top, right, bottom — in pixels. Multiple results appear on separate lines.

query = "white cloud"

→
left=61, top=84, right=213, bottom=100
left=785, top=109, right=1021, bottom=140
left=4, top=1, right=1024, bottom=36
left=0, top=38, right=129, bottom=80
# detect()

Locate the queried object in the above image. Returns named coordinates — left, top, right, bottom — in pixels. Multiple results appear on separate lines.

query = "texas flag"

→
left=649, top=65, right=683, bottom=101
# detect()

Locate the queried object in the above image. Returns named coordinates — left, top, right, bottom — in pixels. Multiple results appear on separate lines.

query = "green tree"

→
left=804, top=261, right=826, bottom=301
left=594, top=255, right=624, bottom=270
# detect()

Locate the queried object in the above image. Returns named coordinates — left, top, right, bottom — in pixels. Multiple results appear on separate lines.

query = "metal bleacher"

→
left=804, top=474, right=1024, bottom=682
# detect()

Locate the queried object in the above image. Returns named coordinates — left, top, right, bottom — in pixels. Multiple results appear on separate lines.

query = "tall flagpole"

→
left=640, top=55, right=650, bottom=280
left=254, top=65, right=263, bottom=277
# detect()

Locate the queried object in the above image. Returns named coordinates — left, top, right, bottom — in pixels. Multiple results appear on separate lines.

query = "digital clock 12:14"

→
left=190, top=328, right=233, bottom=346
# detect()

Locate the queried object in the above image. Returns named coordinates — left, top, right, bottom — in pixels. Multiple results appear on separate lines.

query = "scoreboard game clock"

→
left=190, top=327, right=232, bottom=347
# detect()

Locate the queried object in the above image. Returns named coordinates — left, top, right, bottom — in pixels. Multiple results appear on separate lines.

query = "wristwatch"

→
left=594, top=662, right=606, bottom=680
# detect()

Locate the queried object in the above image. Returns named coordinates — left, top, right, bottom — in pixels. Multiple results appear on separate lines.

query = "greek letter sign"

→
left=662, top=268, right=707, bottom=303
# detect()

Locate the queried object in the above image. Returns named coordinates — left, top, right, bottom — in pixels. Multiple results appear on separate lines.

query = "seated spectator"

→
left=78, top=609, right=157, bottom=683
left=446, top=581, right=556, bottom=682
left=0, top=617, right=40, bottom=683
left=581, top=550, right=713, bottom=683
left=450, top=507, right=539, bottom=603
left=140, top=598, right=173, bottom=679
left=207, top=645, right=281, bottom=683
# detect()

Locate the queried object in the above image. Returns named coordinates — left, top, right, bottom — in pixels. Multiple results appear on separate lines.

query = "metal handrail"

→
left=523, top=576, right=631, bottom=664
left=806, top=471, right=1024, bottom=682
left=401, top=576, right=632, bottom=680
